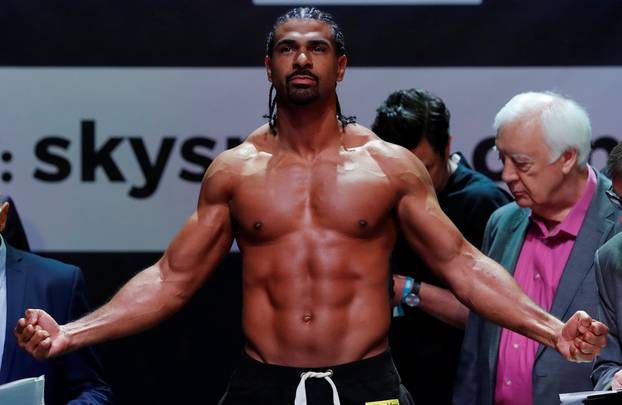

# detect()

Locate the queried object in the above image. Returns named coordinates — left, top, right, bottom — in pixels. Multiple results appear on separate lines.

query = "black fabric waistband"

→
left=237, top=351, right=397, bottom=385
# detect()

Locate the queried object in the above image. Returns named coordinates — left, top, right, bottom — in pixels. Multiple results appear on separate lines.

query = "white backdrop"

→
left=1, top=67, right=620, bottom=251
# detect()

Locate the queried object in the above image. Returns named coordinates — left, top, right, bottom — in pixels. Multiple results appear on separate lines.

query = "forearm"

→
left=62, top=261, right=191, bottom=353
left=393, top=274, right=468, bottom=328
left=418, top=283, right=468, bottom=329
left=449, top=248, right=563, bottom=348
left=396, top=173, right=602, bottom=360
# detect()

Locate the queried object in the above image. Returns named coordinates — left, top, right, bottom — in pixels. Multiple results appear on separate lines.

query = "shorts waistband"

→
left=238, top=350, right=397, bottom=384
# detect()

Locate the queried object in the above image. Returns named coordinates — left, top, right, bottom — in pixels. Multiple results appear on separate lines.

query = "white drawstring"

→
left=294, top=370, right=341, bottom=405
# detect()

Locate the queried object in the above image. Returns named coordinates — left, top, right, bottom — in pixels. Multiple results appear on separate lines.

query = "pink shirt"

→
left=494, top=168, right=597, bottom=405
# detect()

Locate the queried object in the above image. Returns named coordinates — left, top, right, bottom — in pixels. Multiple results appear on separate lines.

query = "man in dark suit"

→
left=0, top=199, right=112, bottom=404
left=592, top=142, right=622, bottom=390
left=454, top=92, right=622, bottom=405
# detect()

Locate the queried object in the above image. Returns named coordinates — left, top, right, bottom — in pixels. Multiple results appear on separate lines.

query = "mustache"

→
left=286, top=70, right=319, bottom=82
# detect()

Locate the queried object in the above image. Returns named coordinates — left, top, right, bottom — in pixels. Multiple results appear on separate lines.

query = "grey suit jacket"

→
left=592, top=232, right=622, bottom=390
left=453, top=170, right=621, bottom=405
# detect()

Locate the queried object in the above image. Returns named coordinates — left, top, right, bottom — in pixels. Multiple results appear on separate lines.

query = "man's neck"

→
left=533, top=166, right=590, bottom=225
left=275, top=101, right=343, bottom=158
left=437, top=158, right=458, bottom=194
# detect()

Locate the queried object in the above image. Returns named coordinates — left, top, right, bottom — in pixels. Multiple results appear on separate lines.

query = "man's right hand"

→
left=14, top=309, right=69, bottom=360
left=555, top=310, right=608, bottom=363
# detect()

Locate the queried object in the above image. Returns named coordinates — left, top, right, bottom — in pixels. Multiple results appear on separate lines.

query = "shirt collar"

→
left=529, top=166, right=597, bottom=239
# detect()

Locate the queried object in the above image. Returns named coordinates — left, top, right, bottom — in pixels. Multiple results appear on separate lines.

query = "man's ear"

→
left=265, top=55, right=273, bottom=82
left=0, top=201, right=9, bottom=233
left=336, top=54, right=347, bottom=82
left=560, top=148, right=578, bottom=174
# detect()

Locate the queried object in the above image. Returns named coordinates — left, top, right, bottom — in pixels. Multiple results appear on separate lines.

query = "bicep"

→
left=396, top=176, right=469, bottom=280
left=162, top=203, right=233, bottom=282
left=376, top=143, right=478, bottom=285
left=158, top=159, right=236, bottom=295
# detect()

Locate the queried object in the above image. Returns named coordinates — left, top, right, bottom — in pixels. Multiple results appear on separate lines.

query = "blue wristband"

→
left=402, top=277, right=414, bottom=301
left=392, top=277, right=415, bottom=318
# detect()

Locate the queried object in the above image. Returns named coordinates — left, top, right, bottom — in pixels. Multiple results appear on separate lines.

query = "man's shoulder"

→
left=7, top=246, right=78, bottom=277
left=215, top=127, right=264, bottom=163
left=201, top=125, right=273, bottom=182
left=349, top=125, right=423, bottom=173
left=598, top=232, right=622, bottom=263
left=488, top=202, right=525, bottom=226
left=349, top=125, right=406, bottom=154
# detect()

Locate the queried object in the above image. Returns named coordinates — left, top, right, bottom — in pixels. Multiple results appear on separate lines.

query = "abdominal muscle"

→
left=240, top=239, right=393, bottom=368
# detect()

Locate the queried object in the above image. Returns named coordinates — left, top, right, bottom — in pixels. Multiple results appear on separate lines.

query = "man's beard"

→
left=284, top=70, right=320, bottom=105
left=286, top=84, right=320, bottom=105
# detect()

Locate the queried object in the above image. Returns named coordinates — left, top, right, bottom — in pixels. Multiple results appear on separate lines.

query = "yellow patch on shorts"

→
left=365, top=400, right=399, bottom=405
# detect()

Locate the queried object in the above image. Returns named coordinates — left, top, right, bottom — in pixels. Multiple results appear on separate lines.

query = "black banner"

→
left=3, top=0, right=622, bottom=66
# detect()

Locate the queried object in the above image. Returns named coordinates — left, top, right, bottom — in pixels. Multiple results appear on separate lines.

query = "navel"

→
left=303, top=313, right=313, bottom=323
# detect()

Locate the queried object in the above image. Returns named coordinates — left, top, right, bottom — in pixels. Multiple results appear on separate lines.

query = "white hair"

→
left=493, top=91, right=592, bottom=167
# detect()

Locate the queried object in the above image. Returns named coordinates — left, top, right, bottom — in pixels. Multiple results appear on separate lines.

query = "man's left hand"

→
left=556, top=310, right=608, bottom=362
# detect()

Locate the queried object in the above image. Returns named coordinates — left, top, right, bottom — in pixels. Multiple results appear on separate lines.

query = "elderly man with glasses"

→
left=592, top=142, right=622, bottom=391
left=453, top=92, right=622, bottom=405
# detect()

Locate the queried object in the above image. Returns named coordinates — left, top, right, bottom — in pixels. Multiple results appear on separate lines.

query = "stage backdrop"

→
left=2, top=1, right=622, bottom=404
left=1, top=67, right=620, bottom=251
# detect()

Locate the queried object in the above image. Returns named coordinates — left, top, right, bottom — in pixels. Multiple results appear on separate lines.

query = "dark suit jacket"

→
left=592, top=232, right=622, bottom=390
left=453, top=171, right=621, bottom=405
left=0, top=244, right=112, bottom=404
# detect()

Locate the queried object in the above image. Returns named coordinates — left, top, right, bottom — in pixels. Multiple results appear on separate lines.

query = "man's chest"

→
left=229, top=158, right=397, bottom=240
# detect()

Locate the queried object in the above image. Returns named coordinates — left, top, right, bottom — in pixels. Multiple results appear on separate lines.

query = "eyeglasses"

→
left=606, top=186, right=622, bottom=211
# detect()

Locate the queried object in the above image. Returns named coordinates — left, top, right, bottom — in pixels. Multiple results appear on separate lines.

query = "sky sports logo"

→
left=253, top=0, right=482, bottom=5
left=1, top=120, right=243, bottom=199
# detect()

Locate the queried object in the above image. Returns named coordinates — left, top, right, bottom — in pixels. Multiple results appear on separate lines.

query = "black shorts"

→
left=218, top=351, right=415, bottom=405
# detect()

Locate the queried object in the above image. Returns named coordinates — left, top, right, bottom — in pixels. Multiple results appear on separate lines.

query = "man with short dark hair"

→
left=15, top=9, right=607, bottom=405
left=372, top=88, right=512, bottom=404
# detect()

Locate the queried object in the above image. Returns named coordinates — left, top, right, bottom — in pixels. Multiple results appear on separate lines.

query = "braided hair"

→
left=263, top=7, right=356, bottom=134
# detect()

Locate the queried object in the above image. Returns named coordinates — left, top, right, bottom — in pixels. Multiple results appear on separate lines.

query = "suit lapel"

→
left=535, top=172, right=616, bottom=360
left=0, top=245, right=27, bottom=384
left=487, top=208, right=531, bottom=391
left=499, top=211, right=530, bottom=274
